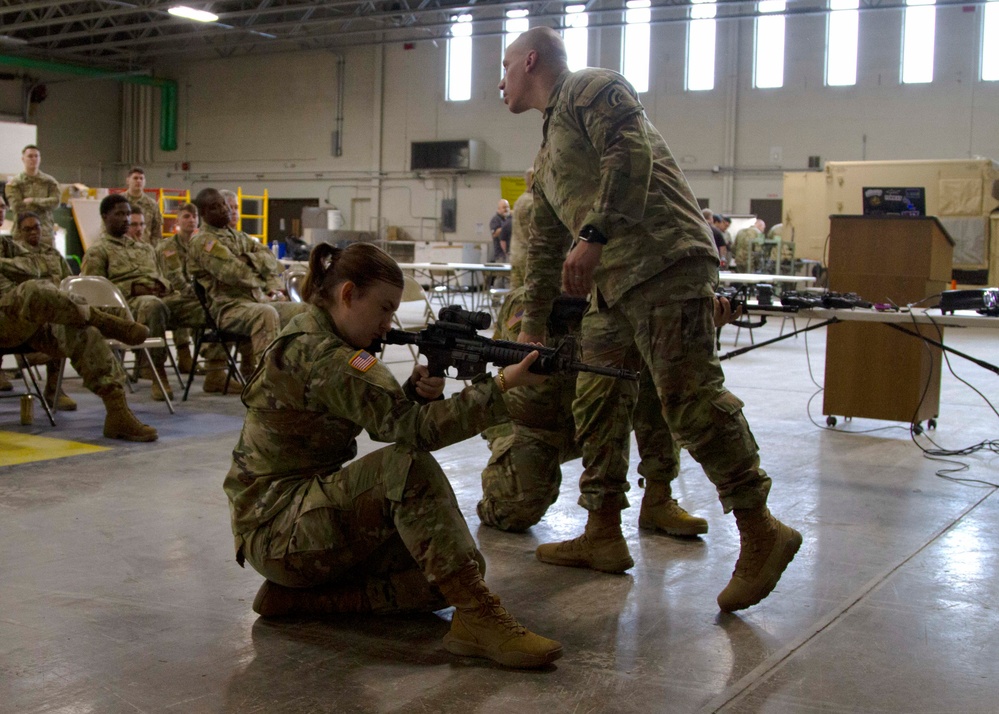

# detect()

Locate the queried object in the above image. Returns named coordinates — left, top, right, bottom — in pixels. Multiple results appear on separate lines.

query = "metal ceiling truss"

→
left=0, top=0, right=991, bottom=73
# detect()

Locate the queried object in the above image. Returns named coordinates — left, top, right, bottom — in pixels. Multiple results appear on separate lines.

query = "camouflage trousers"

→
left=240, top=444, right=482, bottom=611
left=575, top=258, right=771, bottom=514
left=125, top=293, right=207, bottom=365
left=216, top=300, right=308, bottom=361
left=0, top=280, right=125, bottom=395
left=477, top=291, right=682, bottom=531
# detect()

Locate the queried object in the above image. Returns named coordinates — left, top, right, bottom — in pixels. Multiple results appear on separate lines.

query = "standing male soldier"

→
left=499, top=27, right=800, bottom=612
left=507, top=168, right=535, bottom=288
left=6, top=145, right=61, bottom=246
left=189, top=188, right=306, bottom=387
left=123, top=167, right=164, bottom=244
left=1, top=233, right=157, bottom=441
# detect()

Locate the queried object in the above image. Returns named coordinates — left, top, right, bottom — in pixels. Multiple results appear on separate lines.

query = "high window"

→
left=826, top=0, right=859, bottom=86
left=446, top=14, right=473, bottom=101
left=901, top=0, right=935, bottom=84
left=754, top=0, right=786, bottom=89
left=503, top=9, right=530, bottom=89
left=505, top=9, right=530, bottom=52
left=982, top=0, right=998, bottom=80
left=623, top=0, right=651, bottom=93
left=564, top=4, right=589, bottom=71
left=687, top=0, right=717, bottom=91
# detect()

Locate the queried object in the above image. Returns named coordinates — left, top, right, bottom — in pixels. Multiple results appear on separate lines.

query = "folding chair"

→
left=182, top=280, right=248, bottom=401
left=60, top=275, right=176, bottom=414
left=0, top=344, right=57, bottom=426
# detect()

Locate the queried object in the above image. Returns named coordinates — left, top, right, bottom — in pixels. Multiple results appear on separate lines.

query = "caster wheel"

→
left=826, top=416, right=837, bottom=427
left=928, top=418, right=937, bottom=430
left=913, top=423, right=924, bottom=435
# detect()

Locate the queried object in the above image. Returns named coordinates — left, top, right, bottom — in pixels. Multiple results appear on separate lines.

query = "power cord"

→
left=903, top=311, right=999, bottom=488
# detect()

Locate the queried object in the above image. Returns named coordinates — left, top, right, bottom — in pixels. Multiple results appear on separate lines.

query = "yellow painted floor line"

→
left=0, top=431, right=110, bottom=467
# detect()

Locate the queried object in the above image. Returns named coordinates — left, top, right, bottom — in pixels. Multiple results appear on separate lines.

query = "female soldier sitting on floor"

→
left=223, top=241, right=562, bottom=669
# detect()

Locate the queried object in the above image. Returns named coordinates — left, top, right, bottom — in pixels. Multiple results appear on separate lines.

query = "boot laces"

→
left=474, top=592, right=525, bottom=635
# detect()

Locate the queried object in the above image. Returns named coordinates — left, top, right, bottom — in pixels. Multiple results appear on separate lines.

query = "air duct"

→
left=0, top=54, right=178, bottom=152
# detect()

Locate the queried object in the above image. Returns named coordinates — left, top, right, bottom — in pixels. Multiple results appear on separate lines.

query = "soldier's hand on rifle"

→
left=562, top=241, right=602, bottom=297
left=411, top=364, right=445, bottom=400
left=713, top=296, right=743, bottom=326
left=499, top=349, right=547, bottom=390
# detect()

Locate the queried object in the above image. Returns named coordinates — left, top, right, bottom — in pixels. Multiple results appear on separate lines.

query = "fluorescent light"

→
left=168, top=6, right=219, bottom=23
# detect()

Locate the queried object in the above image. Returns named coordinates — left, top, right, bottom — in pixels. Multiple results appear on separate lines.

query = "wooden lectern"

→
left=823, top=216, right=954, bottom=425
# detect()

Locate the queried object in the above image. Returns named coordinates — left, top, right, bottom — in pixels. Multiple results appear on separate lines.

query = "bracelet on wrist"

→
left=497, top=367, right=508, bottom=393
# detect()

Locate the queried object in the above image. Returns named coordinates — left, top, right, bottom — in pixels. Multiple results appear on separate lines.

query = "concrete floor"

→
left=1, top=319, right=998, bottom=713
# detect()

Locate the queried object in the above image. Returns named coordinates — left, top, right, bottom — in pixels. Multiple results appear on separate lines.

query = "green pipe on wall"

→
left=0, top=54, right=178, bottom=152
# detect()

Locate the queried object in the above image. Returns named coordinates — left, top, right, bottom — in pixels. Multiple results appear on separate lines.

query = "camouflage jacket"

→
left=188, top=223, right=284, bottom=318
left=0, top=235, right=42, bottom=295
left=508, top=191, right=534, bottom=290
left=23, top=241, right=71, bottom=286
left=5, top=171, right=60, bottom=244
left=125, top=191, right=164, bottom=244
left=157, top=232, right=196, bottom=297
left=523, top=68, right=717, bottom=335
left=223, top=304, right=509, bottom=536
left=81, top=233, right=171, bottom=298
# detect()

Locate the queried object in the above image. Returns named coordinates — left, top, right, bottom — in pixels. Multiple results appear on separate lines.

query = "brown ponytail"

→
left=302, top=242, right=403, bottom=309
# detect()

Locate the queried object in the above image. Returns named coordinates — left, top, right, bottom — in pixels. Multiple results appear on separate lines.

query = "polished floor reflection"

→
left=1, top=322, right=997, bottom=713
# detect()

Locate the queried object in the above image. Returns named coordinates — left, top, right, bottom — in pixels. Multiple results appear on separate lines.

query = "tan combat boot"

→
left=100, top=388, right=158, bottom=442
left=638, top=480, right=709, bottom=536
left=151, top=364, right=174, bottom=402
left=87, top=309, right=150, bottom=346
left=717, top=506, right=802, bottom=612
left=175, top=343, right=194, bottom=375
left=439, top=560, right=563, bottom=669
left=535, top=505, right=634, bottom=573
left=202, top=360, right=232, bottom=393
left=252, top=579, right=371, bottom=618
left=43, top=363, right=77, bottom=411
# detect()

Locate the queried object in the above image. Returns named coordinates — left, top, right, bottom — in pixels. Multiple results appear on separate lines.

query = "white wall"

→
left=17, top=4, right=999, bottom=245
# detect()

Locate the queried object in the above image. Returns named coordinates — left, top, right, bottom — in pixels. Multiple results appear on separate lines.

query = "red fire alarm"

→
left=181, top=161, right=190, bottom=171
left=403, top=42, right=415, bottom=50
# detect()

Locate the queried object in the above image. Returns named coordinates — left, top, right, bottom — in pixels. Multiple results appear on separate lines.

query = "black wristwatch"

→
left=578, top=225, right=608, bottom=245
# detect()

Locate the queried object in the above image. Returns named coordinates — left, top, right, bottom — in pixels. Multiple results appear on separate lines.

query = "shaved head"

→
left=507, top=27, right=568, bottom=73
left=500, top=26, right=569, bottom=113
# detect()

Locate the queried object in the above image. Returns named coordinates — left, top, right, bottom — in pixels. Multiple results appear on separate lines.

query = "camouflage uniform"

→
left=524, top=68, right=771, bottom=516
left=125, top=191, right=164, bottom=245
left=507, top=190, right=534, bottom=289
left=477, top=286, right=681, bottom=532
left=20, top=240, right=71, bottom=286
left=157, top=232, right=221, bottom=356
left=187, top=223, right=307, bottom=360
left=225, top=305, right=509, bottom=608
left=0, top=276, right=125, bottom=396
left=733, top=226, right=762, bottom=273
left=81, top=233, right=202, bottom=362
left=5, top=171, right=60, bottom=245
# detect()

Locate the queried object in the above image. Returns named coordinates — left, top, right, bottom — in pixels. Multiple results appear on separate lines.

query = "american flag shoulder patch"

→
left=349, top=350, right=377, bottom=372
left=203, top=239, right=216, bottom=253
left=506, top=307, right=525, bottom=329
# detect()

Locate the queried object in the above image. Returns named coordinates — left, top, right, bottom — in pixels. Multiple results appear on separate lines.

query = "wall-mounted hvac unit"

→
left=411, top=140, right=485, bottom=172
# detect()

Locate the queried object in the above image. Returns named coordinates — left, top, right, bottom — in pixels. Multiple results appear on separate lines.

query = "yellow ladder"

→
left=237, top=187, right=268, bottom=244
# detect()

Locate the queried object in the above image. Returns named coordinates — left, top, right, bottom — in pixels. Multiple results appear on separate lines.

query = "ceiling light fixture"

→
left=167, top=6, right=219, bottom=23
